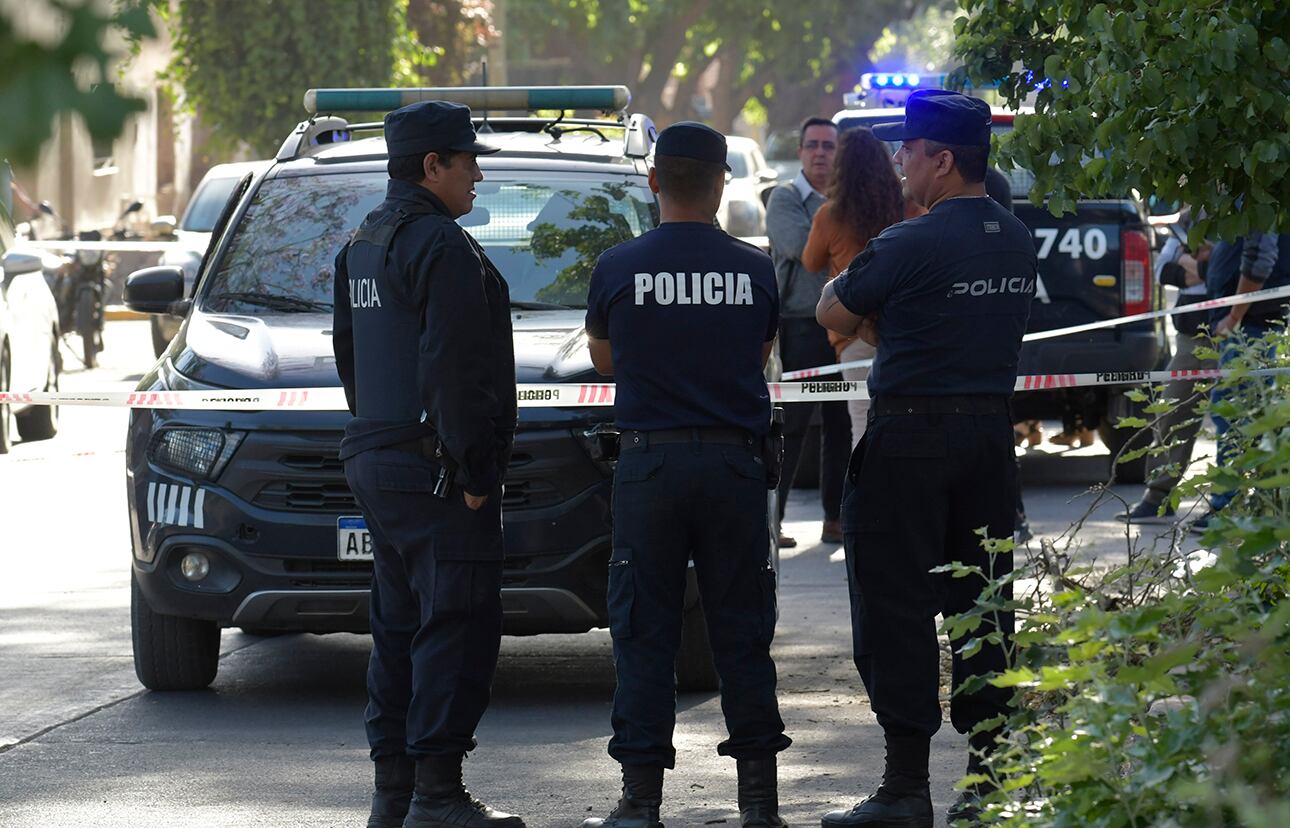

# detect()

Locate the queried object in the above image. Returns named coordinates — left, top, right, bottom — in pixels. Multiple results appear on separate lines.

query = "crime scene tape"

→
left=781, top=283, right=1290, bottom=380
left=3, top=368, right=1287, bottom=411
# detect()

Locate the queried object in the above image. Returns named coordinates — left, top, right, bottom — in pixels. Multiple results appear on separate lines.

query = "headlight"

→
left=147, top=428, right=243, bottom=480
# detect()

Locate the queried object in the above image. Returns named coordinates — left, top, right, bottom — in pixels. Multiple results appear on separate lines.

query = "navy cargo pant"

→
left=841, top=401, right=1015, bottom=742
left=608, top=431, right=792, bottom=768
left=344, top=447, right=505, bottom=760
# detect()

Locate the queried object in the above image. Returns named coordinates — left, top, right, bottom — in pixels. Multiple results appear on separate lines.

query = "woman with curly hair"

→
left=803, top=127, right=922, bottom=444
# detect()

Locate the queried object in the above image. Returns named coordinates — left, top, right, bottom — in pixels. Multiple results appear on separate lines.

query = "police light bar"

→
left=303, top=86, right=632, bottom=114
left=859, top=72, right=947, bottom=91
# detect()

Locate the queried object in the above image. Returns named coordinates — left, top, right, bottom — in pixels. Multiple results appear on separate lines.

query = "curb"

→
left=105, top=306, right=148, bottom=322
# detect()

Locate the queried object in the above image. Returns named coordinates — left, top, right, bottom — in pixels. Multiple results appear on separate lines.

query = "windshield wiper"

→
left=210, top=291, right=333, bottom=313
left=510, top=300, right=572, bottom=310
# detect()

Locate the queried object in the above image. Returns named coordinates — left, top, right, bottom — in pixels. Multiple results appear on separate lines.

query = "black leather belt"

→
left=621, top=427, right=755, bottom=447
left=871, top=395, right=1010, bottom=416
left=390, top=436, right=441, bottom=458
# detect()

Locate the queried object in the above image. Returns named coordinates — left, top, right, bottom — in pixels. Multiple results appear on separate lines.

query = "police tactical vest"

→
left=344, top=205, right=424, bottom=423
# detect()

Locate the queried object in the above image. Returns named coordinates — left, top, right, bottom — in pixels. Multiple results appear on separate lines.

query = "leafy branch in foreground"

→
left=943, top=327, right=1290, bottom=826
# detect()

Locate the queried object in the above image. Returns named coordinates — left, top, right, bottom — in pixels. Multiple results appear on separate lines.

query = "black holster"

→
left=761, top=406, right=785, bottom=490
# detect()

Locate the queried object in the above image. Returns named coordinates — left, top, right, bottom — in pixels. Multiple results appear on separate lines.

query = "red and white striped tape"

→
left=781, top=283, right=1290, bottom=380
left=3, top=368, right=1285, bottom=411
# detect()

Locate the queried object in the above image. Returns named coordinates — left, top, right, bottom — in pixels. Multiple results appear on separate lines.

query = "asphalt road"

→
left=0, top=320, right=1213, bottom=827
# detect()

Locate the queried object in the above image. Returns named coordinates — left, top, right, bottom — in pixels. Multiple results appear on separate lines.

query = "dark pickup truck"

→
left=833, top=106, right=1165, bottom=482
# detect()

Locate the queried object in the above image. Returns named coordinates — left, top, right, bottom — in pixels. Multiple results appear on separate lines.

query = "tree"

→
left=0, top=1, right=155, bottom=166
left=506, top=0, right=916, bottom=133
left=165, top=0, right=405, bottom=156
left=954, top=0, right=1290, bottom=240
left=868, top=0, right=959, bottom=74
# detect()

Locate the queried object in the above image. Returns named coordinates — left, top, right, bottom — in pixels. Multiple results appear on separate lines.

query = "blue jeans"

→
left=1209, top=320, right=1273, bottom=511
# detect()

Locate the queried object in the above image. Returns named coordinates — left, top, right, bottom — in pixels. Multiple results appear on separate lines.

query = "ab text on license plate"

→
left=337, top=516, right=373, bottom=561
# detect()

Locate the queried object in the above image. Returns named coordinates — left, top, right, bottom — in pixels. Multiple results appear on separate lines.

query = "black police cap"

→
left=655, top=121, right=731, bottom=171
left=383, top=100, right=500, bottom=158
left=871, top=89, right=992, bottom=147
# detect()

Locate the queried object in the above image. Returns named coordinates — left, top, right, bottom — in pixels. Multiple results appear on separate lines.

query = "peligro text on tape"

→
left=3, top=368, right=1286, bottom=411
left=780, top=282, right=1290, bottom=380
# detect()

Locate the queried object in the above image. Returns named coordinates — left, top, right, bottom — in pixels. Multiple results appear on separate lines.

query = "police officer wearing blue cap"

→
left=815, top=89, right=1037, bottom=827
left=581, top=121, right=791, bottom=828
left=333, top=100, right=525, bottom=828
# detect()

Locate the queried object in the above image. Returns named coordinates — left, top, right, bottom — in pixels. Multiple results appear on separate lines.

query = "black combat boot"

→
left=368, top=755, right=415, bottom=828
left=582, top=764, right=665, bottom=828
left=736, top=758, right=787, bottom=827
left=820, top=732, right=933, bottom=827
left=402, top=756, right=526, bottom=828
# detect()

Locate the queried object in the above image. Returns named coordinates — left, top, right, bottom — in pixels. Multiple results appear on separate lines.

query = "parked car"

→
left=152, top=161, right=271, bottom=356
left=833, top=104, right=1166, bottom=482
left=0, top=202, right=62, bottom=454
left=762, top=129, right=802, bottom=187
left=718, top=135, right=778, bottom=237
left=122, top=86, right=779, bottom=693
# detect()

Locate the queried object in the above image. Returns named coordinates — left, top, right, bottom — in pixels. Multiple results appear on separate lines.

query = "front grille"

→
left=501, top=478, right=562, bottom=509
left=282, top=558, right=372, bottom=588
left=280, top=453, right=344, bottom=472
left=256, top=480, right=359, bottom=513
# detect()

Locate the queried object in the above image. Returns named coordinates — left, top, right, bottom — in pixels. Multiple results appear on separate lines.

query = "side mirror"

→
left=756, top=168, right=779, bottom=183
left=125, top=200, right=145, bottom=214
left=38, top=201, right=55, bottom=216
left=125, top=265, right=186, bottom=314
left=1, top=250, right=45, bottom=281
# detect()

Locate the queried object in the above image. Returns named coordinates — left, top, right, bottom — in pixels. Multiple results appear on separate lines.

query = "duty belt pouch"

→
left=583, top=424, right=621, bottom=462
left=762, top=406, right=786, bottom=490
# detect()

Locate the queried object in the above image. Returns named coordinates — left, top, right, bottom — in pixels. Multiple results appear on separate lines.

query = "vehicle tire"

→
left=15, top=334, right=59, bottom=442
left=675, top=601, right=719, bottom=693
left=131, top=573, right=220, bottom=690
left=1099, top=390, right=1151, bottom=485
left=76, top=289, right=98, bottom=369
left=150, top=316, right=169, bottom=358
left=0, top=345, right=11, bottom=455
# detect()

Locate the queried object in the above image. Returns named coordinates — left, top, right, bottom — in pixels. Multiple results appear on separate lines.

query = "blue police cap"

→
left=655, top=121, right=732, bottom=171
left=871, top=89, right=992, bottom=147
left=383, top=100, right=500, bottom=157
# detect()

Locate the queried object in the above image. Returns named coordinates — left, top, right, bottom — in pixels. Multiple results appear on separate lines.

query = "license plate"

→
left=337, top=516, right=373, bottom=562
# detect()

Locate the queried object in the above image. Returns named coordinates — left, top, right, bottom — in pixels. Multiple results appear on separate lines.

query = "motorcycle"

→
left=39, top=200, right=144, bottom=369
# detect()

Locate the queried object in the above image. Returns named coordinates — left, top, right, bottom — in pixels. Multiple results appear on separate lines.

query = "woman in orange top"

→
left=802, top=128, right=921, bottom=445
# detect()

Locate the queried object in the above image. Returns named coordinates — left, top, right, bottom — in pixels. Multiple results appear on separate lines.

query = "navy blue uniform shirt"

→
left=585, top=222, right=779, bottom=435
left=832, top=196, right=1036, bottom=397
left=333, top=179, right=517, bottom=496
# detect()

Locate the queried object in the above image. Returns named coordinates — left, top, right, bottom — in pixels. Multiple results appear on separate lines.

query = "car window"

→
left=201, top=172, right=657, bottom=314
left=183, top=175, right=247, bottom=232
left=727, top=150, right=751, bottom=178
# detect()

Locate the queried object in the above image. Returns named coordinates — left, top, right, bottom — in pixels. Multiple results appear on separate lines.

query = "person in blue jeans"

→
left=1197, top=231, right=1290, bottom=528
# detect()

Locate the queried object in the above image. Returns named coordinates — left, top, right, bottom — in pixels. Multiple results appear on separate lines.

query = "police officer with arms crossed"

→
left=582, top=122, right=792, bottom=828
left=815, top=90, right=1037, bottom=828
left=332, top=100, right=524, bottom=828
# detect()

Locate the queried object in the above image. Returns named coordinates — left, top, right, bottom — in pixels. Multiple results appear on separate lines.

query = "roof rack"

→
left=303, top=86, right=631, bottom=115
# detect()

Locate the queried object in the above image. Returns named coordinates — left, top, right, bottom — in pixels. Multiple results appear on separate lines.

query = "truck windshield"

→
left=201, top=172, right=657, bottom=314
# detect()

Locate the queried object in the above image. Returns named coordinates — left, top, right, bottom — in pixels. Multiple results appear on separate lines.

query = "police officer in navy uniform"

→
left=332, top=100, right=524, bottom=828
left=582, top=122, right=792, bottom=828
left=815, top=90, right=1037, bottom=827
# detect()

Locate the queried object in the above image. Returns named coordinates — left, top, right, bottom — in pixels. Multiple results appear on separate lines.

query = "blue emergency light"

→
left=303, top=86, right=632, bottom=114
left=861, top=72, right=942, bottom=91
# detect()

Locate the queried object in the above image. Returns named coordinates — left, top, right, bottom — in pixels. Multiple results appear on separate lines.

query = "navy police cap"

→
left=383, top=100, right=500, bottom=157
left=871, top=89, right=992, bottom=147
left=655, top=121, right=731, bottom=171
